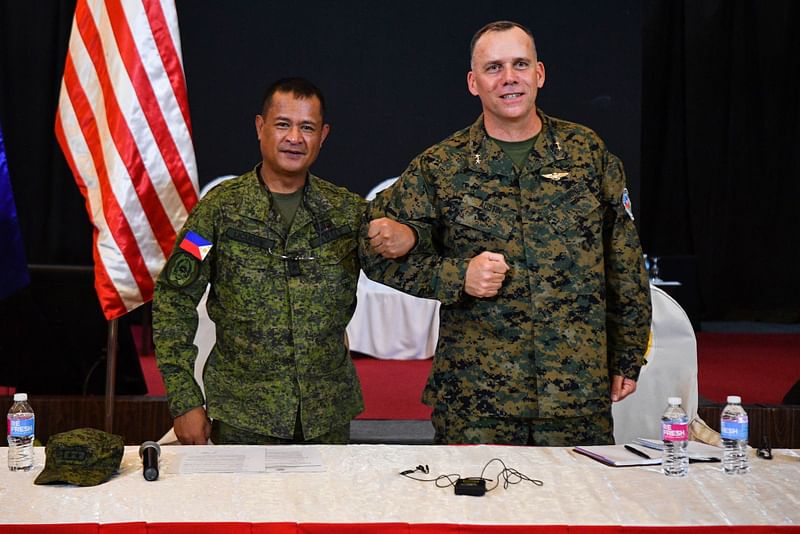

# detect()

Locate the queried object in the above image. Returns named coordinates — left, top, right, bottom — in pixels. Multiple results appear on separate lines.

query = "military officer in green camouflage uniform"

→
left=362, top=21, right=651, bottom=446
left=154, top=78, right=416, bottom=445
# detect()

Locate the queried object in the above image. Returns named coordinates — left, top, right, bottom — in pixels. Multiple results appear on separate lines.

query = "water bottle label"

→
left=8, top=416, right=35, bottom=438
left=661, top=421, right=688, bottom=441
left=721, top=420, right=748, bottom=440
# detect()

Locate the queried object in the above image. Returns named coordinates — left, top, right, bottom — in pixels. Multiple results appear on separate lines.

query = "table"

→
left=2, top=445, right=799, bottom=532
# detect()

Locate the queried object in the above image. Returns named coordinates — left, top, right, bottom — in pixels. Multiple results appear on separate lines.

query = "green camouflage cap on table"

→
left=34, top=427, right=124, bottom=486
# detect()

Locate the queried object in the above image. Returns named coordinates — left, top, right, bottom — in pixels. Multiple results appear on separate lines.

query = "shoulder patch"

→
left=164, top=251, right=200, bottom=288
left=179, top=231, right=213, bottom=261
left=622, top=188, right=635, bottom=221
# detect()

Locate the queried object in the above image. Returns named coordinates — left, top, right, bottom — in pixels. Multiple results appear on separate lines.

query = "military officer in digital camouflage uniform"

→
left=154, top=78, right=416, bottom=445
left=362, top=21, right=651, bottom=446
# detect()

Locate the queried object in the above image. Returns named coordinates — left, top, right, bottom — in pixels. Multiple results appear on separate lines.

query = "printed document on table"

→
left=164, top=445, right=326, bottom=474
left=264, top=446, right=325, bottom=473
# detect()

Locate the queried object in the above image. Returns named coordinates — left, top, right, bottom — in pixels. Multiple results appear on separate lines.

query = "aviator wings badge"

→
left=541, top=169, right=570, bottom=181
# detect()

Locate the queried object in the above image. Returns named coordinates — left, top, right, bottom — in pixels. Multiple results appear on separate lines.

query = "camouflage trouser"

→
left=431, top=409, right=614, bottom=446
left=211, top=411, right=350, bottom=444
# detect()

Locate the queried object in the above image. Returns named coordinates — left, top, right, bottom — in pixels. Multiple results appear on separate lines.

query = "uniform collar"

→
left=466, top=115, right=513, bottom=177
left=530, top=111, right=569, bottom=172
left=237, top=164, right=336, bottom=236
left=235, top=166, right=273, bottom=222
left=466, top=110, right=569, bottom=176
left=291, top=174, right=336, bottom=235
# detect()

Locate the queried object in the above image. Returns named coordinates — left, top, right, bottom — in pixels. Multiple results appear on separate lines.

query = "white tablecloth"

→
left=2, top=445, right=798, bottom=526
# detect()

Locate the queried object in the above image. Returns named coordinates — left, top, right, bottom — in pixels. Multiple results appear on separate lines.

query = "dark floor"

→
left=350, top=420, right=434, bottom=444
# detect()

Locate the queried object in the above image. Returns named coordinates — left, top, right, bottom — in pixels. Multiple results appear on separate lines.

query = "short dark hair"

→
left=260, top=77, right=326, bottom=120
left=469, top=20, right=537, bottom=64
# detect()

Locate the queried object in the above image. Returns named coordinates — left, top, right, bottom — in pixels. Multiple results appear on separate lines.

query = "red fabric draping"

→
left=2, top=524, right=799, bottom=533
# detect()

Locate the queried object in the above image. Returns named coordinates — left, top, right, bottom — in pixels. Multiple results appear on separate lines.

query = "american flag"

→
left=55, top=0, right=198, bottom=320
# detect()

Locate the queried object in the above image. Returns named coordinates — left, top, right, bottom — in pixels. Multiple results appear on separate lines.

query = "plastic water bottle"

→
left=7, top=393, right=35, bottom=471
left=661, top=396, right=689, bottom=477
left=721, top=395, right=750, bottom=474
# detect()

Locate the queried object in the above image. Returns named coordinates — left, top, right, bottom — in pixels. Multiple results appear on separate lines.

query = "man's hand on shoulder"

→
left=174, top=406, right=211, bottom=445
left=368, top=217, right=416, bottom=259
left=465, top=251, right=509, bottom=298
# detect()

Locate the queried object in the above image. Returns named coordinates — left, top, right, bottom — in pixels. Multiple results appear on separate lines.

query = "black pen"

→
left=625, top=444, right=653, bottom=459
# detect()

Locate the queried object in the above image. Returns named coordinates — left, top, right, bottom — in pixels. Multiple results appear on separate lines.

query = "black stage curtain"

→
left=0, top=1, right=88, bottom=265
left=2, top=1, right=798, bottom=323
left=2, top=0, right=643, bottom=270
left=640, top=0, right=800, bottom=321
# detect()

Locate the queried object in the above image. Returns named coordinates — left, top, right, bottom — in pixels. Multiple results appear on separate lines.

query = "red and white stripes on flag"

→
left=55, top=0, right=199, bottom=321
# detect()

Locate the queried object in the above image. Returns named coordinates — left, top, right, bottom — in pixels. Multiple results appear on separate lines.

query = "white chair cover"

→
left=612, top=285, right=698, bottom=444
left=365, top=177, right=399, bottom=200
left=346, top=272, right=439, bottom=360
left=200, top=174, right=237, bottom=198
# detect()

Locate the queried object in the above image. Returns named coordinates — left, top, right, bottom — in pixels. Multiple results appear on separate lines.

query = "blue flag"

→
left=0, top=122, right=29, bottom=299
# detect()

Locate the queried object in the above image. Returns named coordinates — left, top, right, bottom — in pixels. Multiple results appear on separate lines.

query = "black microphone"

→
left=139, top=441, right=161, bottom=481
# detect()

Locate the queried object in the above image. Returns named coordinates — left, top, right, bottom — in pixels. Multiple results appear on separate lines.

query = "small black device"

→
left=757, top=435, right=773, bottom=460
left=454, top=477, right=486, bottom=496
left=399, top=464, right=429, bottom=476
left=139, top=440, right=161, bottom=481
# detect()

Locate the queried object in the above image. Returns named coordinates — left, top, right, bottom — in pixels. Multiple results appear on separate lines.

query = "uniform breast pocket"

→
left=544, top=182, right=602, bottom=251
left=310, top=234, right=359, bottom=297
left=450, top=195, right=517, bottom=250
left=216, top=234, right=279, bottom=316
left=543, top=181, right=604, bottom=290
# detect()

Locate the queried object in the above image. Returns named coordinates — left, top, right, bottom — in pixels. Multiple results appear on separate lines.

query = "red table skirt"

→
left=2, top=524, right=799, bottom=533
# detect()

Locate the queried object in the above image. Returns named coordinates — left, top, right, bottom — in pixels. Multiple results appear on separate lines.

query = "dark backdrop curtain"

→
left=0, top=1, right=88, bottom=265
left=2, top=0, right=798, bottom=322
left=640, top=0, right=800, bottom=321
left=0, top=1, right=146, bottom=394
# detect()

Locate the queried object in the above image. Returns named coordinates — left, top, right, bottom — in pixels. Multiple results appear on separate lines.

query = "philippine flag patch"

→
left=179, top=231, right=213, bottom=261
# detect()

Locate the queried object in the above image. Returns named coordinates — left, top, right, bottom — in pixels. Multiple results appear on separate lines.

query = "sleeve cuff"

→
left=405, top=222, right=433, bottom=255
left=434, top=258, right=471, bottom=305
left=609, top=348, right=646, bottom=381
left=163, top=372, right=206, bottom=418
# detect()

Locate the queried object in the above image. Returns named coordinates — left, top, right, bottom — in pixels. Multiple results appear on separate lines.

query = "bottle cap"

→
left=726, top=395, right=741, bottom=404
left=667, top=396, right=682, bottom=405
left=13, top=393, right=28, bottom=402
